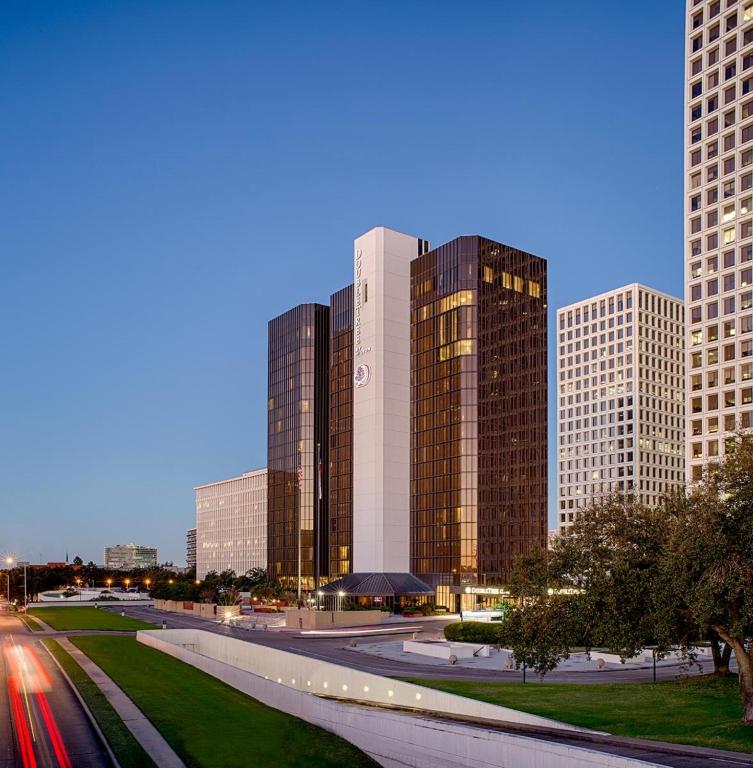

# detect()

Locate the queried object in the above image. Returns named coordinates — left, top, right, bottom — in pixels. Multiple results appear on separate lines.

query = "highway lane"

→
left=0, top=611, right=112, bottom=768
left=113, top=605, right=721, bottom=684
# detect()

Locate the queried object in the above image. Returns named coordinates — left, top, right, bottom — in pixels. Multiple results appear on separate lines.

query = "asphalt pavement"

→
left=0, top=610, right=112, bottom=768
left=113, top=605, right=722, bottom=684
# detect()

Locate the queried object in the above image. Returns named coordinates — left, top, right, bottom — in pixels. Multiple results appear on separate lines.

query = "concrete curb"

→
left=41, top=639, right=121, bottom=768
left=58, top=637, right=186, bottom=768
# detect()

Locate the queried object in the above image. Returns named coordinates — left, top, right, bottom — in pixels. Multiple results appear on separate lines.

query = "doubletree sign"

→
left=354, top=363, right=371, bottom=388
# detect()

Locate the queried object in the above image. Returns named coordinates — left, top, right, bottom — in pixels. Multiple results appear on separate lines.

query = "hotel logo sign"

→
left=354, top=363, right=371, bottom=388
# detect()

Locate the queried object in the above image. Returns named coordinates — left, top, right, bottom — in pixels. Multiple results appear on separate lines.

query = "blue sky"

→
left=0, top=0, right=685, bottom=564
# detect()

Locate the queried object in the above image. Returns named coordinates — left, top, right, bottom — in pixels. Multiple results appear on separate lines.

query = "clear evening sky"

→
left=1, top=1, right=684, bottom=564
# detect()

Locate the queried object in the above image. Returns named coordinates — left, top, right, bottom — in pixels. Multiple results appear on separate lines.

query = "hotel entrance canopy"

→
left=320, top=573, right=434, bottom=597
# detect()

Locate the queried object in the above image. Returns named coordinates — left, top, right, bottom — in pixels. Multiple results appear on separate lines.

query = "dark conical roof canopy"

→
left=319, top=572, right=434, bottom=597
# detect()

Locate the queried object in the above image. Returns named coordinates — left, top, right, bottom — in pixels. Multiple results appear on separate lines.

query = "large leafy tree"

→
left=657, top=435, right=753, bottom=723
left=504, top=496, right=669, bottom=673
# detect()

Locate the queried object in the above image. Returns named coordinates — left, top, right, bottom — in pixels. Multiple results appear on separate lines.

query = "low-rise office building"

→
left=104, top=543, right=158, bottom=570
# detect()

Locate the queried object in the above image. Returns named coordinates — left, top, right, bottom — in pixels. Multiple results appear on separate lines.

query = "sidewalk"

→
left=56, top=637, right=186, bottom=768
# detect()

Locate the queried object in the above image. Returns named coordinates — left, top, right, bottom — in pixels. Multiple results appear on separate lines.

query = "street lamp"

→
left=5, top=557, right=13, bottom=603
left=145, top=579, right=151, bottom=593
left=106, top=578, right=112, bottom=590
left=124, top=578, right=131, bottom=592
left=337, top=590, right=345, bottom=612
left=76, top=578, right=82, bottom=600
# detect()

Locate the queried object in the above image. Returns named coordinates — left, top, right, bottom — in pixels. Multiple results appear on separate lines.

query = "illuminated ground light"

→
left=277, top=677, right=282, bottom=684
left=306, top=680, right=311, bottom=687
left=363, top=685, right=369, bottom=693
left=342, top=684, right=348, bottom=692
left=415, top=693, right=422, bottom=700
left=388, top=690, right=394, bottom=698
left=323, top=682, right=328, bottom=689
left=291, top=679, right=296, bottom=685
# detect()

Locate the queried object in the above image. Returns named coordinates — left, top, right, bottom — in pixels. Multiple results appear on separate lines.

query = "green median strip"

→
left=399, top=676, right=751, bottom=754
left=29, top=606, right=158, bottom=631
left=43, top=639, right=157, bottom=768
left=17, top=613, right=45, bottom=632
left=71, top=635, right=378, bottom=768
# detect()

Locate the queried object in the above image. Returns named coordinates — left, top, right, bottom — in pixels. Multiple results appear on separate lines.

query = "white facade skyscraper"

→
left=685, top=1, right=753, bottom=480
left=195, top=468, right=267, bottom=580
left=557, top=284, right=685, bottom=533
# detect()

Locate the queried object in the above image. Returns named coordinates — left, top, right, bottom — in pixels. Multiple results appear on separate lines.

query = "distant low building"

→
left=186, top=527, right=197, bottom=570
left=104, top=543, right=158, bottom=570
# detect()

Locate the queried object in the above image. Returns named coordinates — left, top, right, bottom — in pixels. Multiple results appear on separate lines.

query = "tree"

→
left=507, top=495, right=670, bottom=667
left=657, top=434, right=753, bottom=724
left=72, top=555, right=83, bottom=566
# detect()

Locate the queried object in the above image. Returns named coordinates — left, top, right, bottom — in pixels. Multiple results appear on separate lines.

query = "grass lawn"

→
left=71, top=636, right=378, bottom=768
left=43, top=639, right=157, bottom=768
left=401, top=676, right=752, bottom=754
left=17, top=613, right=44, bottom=632
left=29, top=607, right=157, bottom=631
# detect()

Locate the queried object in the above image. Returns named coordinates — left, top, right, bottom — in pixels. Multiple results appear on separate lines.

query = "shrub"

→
left=443, top=621, right=502, bottom=644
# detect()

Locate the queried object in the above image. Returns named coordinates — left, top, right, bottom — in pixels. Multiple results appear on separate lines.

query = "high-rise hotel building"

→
left=267, top=227, right=548, bottom=603
left=557, top=285, right=685, bottom=533
left=685, top=0, right=753, bottom=479
left=411, top=236, right=548, bottom=604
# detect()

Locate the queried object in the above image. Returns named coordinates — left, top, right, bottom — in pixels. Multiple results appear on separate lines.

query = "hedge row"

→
left=443, top=621, right=502, bottom=644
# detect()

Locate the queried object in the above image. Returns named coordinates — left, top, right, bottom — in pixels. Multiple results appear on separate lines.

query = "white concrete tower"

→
left=351, top=226, right=419, bottom=573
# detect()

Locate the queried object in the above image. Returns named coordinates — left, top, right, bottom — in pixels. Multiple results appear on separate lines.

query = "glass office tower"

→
left=328, top=285, right=354, bottom=578
left=410, top=236, right=548, bottom=610
left=267, top=303, right=329, bottom=591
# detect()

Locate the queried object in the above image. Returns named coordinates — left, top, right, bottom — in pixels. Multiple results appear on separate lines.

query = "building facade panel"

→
left=195, top=468, right=267, bottom=580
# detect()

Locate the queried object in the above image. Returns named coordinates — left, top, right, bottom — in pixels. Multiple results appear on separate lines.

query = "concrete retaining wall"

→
left=402, top=640, right=489, bottom=659
left=137, top=629, right=664, bottom=768
left=284, top=609, right=387, bottom=629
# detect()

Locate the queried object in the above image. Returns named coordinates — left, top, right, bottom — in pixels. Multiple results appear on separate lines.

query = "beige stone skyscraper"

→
left=557, top=284, right=685, bottom=533
left=685, top=1, right=753, bottom=479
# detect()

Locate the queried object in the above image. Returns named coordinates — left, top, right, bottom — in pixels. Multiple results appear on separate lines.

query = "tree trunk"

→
left=709, top=630, right=732, bottom=675
left=711, top=625, right=753, bottom=723
left=739, top=653, right=753, bottom=725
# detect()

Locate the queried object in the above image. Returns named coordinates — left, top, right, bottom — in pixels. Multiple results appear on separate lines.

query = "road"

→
left=0, top=610, right=112, bottom=768
left=114, top=605, right=725, bottom=684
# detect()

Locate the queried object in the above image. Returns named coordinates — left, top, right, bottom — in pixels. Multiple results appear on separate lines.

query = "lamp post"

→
left=76, top=578, right=82, bottom=601
left=337, top=590, right=345, bottom=612
left=4, top=557, right=13, bottom=603
left=18, top=562, right=28, bottom=606
left=145, top=578, right=151, bottom=595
